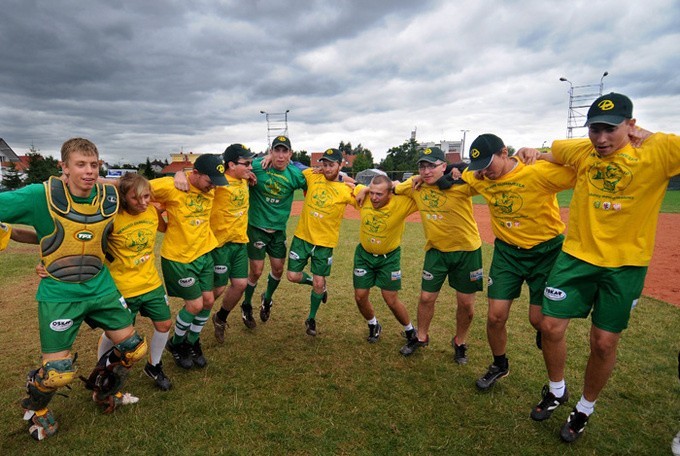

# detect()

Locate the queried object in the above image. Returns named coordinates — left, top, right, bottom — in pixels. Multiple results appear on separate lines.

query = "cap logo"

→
left=325, top=149, right=333, bottom=155
left=471, top=148, right=481, bottom=159
left=217, top=164, right=225, bottom=173
left=277, top=136, right=286, bottom=141
left=423, top=148, right=432, bottom=155
left=598, top=99, right=615, bottom=111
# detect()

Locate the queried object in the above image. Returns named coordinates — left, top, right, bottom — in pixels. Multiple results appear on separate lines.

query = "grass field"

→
left=0, top=218, right=678, bottom=455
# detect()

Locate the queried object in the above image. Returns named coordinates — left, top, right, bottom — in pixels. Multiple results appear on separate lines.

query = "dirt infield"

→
left=291, top=201, right=679, bottom=306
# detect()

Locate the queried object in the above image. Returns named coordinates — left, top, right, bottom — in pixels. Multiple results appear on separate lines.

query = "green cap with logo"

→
left=319, top=148, right=343, bottom=163
left=417, top=147, right=445, bottom=164
left=272, top=135, right=292, bottom=150
left=468, top=134, right=505, bottom=171
left=194, top=154, right=228, bottom=186
left=585, top=92, right=633, bottom=126
left=223, top=143, right=256, bottom=164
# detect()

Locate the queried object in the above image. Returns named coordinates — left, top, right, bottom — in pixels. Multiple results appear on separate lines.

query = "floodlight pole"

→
left=260, top=109, right=290, bottom=150
left=460, top=129, right=469, bottom=160
left=559, top=71, right=609, bottom=138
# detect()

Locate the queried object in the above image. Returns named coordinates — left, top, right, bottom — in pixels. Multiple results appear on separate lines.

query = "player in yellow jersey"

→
left=520, top=93, right=680, bottom=443
left=461, top=134, right=575, bottom=391
left=287, top=148, right=360, bottom=336
left=152, top=154, right=227, bottom=370
left=353, top=174, right=418, bottom=346
left=395, top=147, right=483, bottom=362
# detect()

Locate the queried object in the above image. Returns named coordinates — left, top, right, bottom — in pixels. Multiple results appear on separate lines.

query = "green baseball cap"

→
left=223, top=143, right=256, bottom=164
left=417, top=147, right=445, bottom=164
left=272, top=135, right=292, bottom=150
left=468, top=134, right=505, bottom=171
left=194, top=154, right=228, bottom=186
left=585, top=93, right=633, bottom=126
left=319, top=148, right=343, bottom=163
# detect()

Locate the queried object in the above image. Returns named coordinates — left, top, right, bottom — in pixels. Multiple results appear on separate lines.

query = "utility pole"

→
left=460, top=129, right=469, bottom=160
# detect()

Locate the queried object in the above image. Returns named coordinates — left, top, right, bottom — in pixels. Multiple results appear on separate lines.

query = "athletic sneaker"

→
left=322, top=287, right=328, bottom=303
left=535, top=330, right=542, bottom=350
left=190, top=339, right=207, bottom=368
left=367, top=322, right=382, bottom=343
left=166, top=340, right=193, bottom=370
left=144, top=362, right=172, bottom=391
left=305, top=318, right=317, bottom=336
left=452, top=339, right=468, bottom=365
left=530, top=384, right=569, bottom=421
left=399, top=335, right=428, bottom=356
left=475, top=363, right=509, bottom=390
left=260, top=293, right=273, bottom=322
left=241, top=304, right=257, bottom=329
left=212, top=313, right=228, bottom=344
left=24, top=408, right=58, bottom=441
left=560, top=407, right=589, bottom=443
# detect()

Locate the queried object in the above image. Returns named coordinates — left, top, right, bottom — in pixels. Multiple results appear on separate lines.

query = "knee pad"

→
left=115, top=332, right=147, bottom=368
left=21, top=357, right=76, bottom=411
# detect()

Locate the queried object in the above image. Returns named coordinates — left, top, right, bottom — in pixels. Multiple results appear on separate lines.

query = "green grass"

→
left=0, top=219, right=678, bottom=455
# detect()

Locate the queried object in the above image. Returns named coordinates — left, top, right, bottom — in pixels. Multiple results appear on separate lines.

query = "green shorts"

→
left=488, top=235, right=563, bottom=304
left=125, top=285, right=171, bottom=323
left=353, top=244, right=402, bottom=291
left=161, top=253, right=215, bottom=300
left=212, top=242, right=249, bottom=287
left=421, top=248, right=484, bottom=294
left=38, top=291, right=132, bottom=353
left=542, top=252, right=647, bottom=333
left=247, top=225, right=288, bottom=261
left=288, top=236, right=333, bottom=277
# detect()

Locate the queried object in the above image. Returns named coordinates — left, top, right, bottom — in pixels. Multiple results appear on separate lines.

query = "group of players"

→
left=1, top=92, right=678, bottom=444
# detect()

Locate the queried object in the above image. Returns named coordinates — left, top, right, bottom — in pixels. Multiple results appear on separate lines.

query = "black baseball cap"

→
left=319, top=148, right=343, bottom=163
left=272, top=135, right=291, bottom=150
left=468, top=134, right=505, bottom=171
left=194, top=154, right=228, bottom=186
left=223, top=143, right=256, bottom=164
left=417, top=147, right=445, bottom=164
left=585, top=93, right=633, bottom=126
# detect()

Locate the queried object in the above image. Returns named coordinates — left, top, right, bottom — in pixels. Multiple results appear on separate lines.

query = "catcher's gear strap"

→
left=39, top=357, right=78, bottom=388
left=115, top=332, right=147, bottom=368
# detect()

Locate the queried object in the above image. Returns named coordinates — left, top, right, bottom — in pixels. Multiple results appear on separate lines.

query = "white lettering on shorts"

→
left=254, top=241, right=266, bottom=249
left=422, top=270, right=433, bottom=281
left=487, top=277, right=494, bottom=287
left=631, top=298, right=639, bottom=310
left=469, top=268, right=483, bottom=282
left=50, top=319, right=74, bottom=332
left=544, top=287, right=567, bottom=301
left=354, top=268, right=367, bottom=277
left=289, top=251, right=300, bottom=260
left=327, top=256, right=333, bottom=265
left=391, top=270, right=402, bottom=280
left=178, top=277, right=196, bottom=288
left=119, top=296, right=128, bottom=309
left=214, top=265, right=228, bottom=274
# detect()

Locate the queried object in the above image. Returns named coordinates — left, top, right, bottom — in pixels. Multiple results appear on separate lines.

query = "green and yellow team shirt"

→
left=395, top=177, right=481, bottom=252
left=0, top=183, right=118, bottom=302
left=211, top=174, right=250, bottom=245
left=293, top=168, right=359, bottom=248
left=462, top=160, right=575, bottom=249
left=106, top=206, right=163, bottom=298
left=249, top=158, right=307, bottom=231
left=552, top=133, right=680, bottom=267
left=151, top=174, right=218, bottom=263
left=359, top=194, right=418, bottom=255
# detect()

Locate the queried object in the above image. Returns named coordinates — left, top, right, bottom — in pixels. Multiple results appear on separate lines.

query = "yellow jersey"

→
left=211, top=174, right=249, bottom=245
left=359, top=194, right=418, bottom=255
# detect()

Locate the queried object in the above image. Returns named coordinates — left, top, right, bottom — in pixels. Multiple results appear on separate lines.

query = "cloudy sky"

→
left=1, top=0, right=678, bottom=165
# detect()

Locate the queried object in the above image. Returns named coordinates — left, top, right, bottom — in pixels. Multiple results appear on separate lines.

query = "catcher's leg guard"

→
left=21, top=357, right=77, bottom=411
left=115, top=332, right=147, bottom=368
left=24, top=408, right=59, bottom=441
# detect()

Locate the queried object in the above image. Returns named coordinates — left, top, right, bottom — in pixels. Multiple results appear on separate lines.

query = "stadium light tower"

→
left=460, top=129, right=470, bottom=160
left=260, top=109, right=290, bottom=150
left=559, top=72, right=609, bottom=138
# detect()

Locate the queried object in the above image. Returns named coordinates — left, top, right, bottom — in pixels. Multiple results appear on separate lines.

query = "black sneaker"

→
left=166, top=340, right=193, bottom=369
left=305, top=318, right=317, bottom=336
left=475, top=363, right=509, bottom=390
left=530, top=385, right=569, bottom=421
left=560, top=407, right=589, bottom=443
left=190, top=340, right=207, bottom=368
left=144, top=361, right=172, bottom=391
left=259, top=293, right=273, bottom=322
left=535, top=330, right=542, bottom=350
left=241, top=304, right=257, bottom=329
left=322, top=286, right=328, bottom=303
left=212, top=313, right=228, bottom=344
left=452, top=339, right=468, bottom=365
left=399, top=335, right=428, bottom=356
left=367, top=322, right=382, bottom=343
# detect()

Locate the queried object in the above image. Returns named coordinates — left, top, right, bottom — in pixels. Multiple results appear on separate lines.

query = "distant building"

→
left=160, top=151, right=199, bottom=176
left=419, top=140, right=464, bottom=164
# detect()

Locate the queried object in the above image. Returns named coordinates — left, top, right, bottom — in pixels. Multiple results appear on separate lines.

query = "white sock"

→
left=549, top=379, right=566, bottom=398
left=150, top=329, right=170, bottom=365
left=367, top=317, right=378, bottom=326
left=98, top=333, right=115, bottom=359
left=404, top=322, right=414, bottom=332
left=576, top=396, right=596, bottom=416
